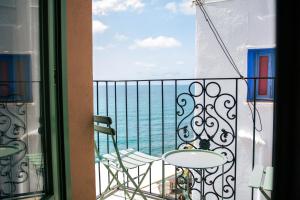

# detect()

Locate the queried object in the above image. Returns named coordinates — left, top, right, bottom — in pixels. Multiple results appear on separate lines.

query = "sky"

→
left=92, top=0, right=196, bottom=80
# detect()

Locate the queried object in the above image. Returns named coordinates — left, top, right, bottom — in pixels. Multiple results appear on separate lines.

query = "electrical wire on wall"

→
left=194, top=0, right=263, bottom=132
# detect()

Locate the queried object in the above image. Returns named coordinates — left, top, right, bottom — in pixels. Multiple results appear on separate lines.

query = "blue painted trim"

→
left=247, top=48, right=276, bottom=101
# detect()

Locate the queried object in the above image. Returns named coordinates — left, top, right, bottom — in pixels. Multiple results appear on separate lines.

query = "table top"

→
left=162, top=149, right=227, bottom=169
left=0, top=146, right=21, bottom=158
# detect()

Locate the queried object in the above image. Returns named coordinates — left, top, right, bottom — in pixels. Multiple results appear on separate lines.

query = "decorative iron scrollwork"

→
left=176, top=81, right=237, bottom=199
left=0, top=100, right=28, bottom=198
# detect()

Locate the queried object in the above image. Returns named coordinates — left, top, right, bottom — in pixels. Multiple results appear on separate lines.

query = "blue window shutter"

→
left=0, top=54, right=32, bottom=102
left=247, top=48, right=276, bottom=101
left=247, top=50, right=256, bottom=101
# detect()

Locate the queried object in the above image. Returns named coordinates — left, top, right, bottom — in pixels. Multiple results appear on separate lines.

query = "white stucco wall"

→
left=195, top=0, right=275, bottom=199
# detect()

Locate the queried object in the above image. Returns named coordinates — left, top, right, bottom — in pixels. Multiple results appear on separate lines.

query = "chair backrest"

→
left=262, top=166, right=273, bottom=191
left=249, top=165, right=264, bottom=188
left=93, top=115, right=129, bottom=170
left=94, top=115, right=115, bottom=136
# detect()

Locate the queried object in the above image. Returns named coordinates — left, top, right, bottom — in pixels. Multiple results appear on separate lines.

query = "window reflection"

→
left=0, top=0, right=45, bottom=198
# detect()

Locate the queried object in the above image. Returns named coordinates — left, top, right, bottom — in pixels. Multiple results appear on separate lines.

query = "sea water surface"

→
left=94, top=83, right=194, bottom=156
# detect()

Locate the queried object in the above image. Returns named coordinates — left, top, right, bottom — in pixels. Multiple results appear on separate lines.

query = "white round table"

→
left=0, top=146, right=21, bottom=158
left=162, top=149, right=227, bottom=200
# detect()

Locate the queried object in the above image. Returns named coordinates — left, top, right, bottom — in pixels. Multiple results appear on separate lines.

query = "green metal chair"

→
left=26, top=153, right=44, bottom=191
left=93, top=115, right=160, bottom=200
left=249, top=165, right=273, bottom=200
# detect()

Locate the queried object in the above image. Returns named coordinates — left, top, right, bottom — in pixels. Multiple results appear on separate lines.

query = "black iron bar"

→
left=105, top=81, right=111, bottom=189
left=148, top=81, right=152, bottom=193
left=234, top=79, right=238, bottom=200
left=251, top=78, right=257, bottom=200
left=96, top=81, right=102, bottom=194
left=137, top=81, right=140, bottom=151
left=137, top=81, right=140, bottom=184
left=202, top=169, right=205, bottom=199
left=125, top=81, right=128, bottom=149
left=175, top=80, right=178, bottom=200
left=161, top=80, right=165, bottom=198
left=252, top=78, right=257, bottom=167
left=203, top=79, right=206, bottom=140
left=115, top=82, right=118, bottom=143
left=125, top=81, right=129, bottom=187
left=222, top=165, right=224, bottom=200
left=114, top=82, right=119, bottom=182
left=203, top=79, right=206, bottom=196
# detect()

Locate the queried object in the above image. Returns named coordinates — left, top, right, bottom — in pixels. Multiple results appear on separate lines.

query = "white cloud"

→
left=93, top=44, right=115, bottom=51
left=93, top=0, right=144, bottom=16
left=114, top=33, right=129, bottom=41
left=164, top=0, right=195, bottom=15
left=165, top=2, right=177, bottom=13
left=93, top=20, right=108, bottom=33
left=130, top=36, right=181, bottom=49
left=179, top=0, right=195, bottom=15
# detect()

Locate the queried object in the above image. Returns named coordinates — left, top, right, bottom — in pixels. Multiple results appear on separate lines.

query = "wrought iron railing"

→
left=0, top=81, right=45, bottom=199
left=93, top=77, right=275, bottom=200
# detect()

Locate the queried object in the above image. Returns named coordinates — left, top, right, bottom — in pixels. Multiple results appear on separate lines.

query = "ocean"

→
left=93, top=83, right=194, bottom=156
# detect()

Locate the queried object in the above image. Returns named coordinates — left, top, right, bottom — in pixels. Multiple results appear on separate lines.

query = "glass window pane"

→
left=0, top=0, right=45, bottom=198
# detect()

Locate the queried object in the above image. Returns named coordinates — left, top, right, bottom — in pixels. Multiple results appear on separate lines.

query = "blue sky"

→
left=92, top=0, right=196, bottom=80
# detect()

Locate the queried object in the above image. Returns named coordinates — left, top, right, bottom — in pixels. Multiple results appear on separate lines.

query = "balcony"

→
left=93, top=77, right=275, bottom=200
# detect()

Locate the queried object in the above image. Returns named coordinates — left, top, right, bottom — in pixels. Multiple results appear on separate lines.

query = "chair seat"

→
left=99, top=148, right=160, bottom=170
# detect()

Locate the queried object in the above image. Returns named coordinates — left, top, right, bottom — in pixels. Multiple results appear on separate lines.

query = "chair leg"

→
left=123, top=172, right=127, bottom=200
left=99, top=168, right=121, bottom=199
left=122, top=171, right=147, bottom=200
left=101, top=163, right=153, bottom=200
left=103, top=165, right=131, bottom=199
left=129, top=164, right=152, bottom=200
left=260, top=188, right=271, bottom=200
left=100, top=174, right=116, bottom=199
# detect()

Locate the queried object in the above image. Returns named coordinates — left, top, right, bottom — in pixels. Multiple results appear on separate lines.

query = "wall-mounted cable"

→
left=194, top=0, right=263, bottom=132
